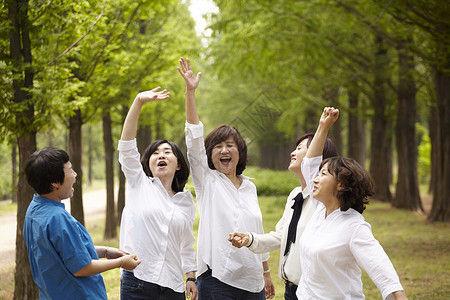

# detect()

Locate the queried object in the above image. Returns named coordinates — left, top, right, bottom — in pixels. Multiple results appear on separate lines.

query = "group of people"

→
left=23, top=57, right=408, bottom=300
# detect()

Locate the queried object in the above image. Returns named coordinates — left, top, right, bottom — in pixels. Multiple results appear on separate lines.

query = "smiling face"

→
left=288, top=138, right=309, bottom=175
left=54, top=161, right=77, bottom=201
left=211, top=137, right=240, bottom=176
left=313, top=162, right=339, bottom=205
left=149, top=143, right=180, bottom=181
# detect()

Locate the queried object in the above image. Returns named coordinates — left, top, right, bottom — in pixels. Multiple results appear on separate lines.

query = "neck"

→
left=39, top=192, right=62, bottom=202
left=324, top=199, right=340, bottom=218
left=297, top=173, right=307, bottom=191
left=226, top=173, right=242, bottom=189
left=159, top=177, right=175, bottom=197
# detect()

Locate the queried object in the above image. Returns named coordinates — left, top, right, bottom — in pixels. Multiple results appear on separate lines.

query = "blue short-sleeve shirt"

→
left=23, top=194, right=107, bottom=300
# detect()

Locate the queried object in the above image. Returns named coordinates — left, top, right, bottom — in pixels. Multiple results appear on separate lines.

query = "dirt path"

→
left=0, top=188, right=109, bottom=269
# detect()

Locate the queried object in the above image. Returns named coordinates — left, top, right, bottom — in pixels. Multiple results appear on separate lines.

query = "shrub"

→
left=244, top=166, right=300, bottom=196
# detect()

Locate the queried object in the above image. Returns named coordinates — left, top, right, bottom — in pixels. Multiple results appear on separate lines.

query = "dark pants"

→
left=120, top=270, right=185, bottom=300
left=197, top=267, right=265, bottom=300
left=284, top=281, right=298, bottom=300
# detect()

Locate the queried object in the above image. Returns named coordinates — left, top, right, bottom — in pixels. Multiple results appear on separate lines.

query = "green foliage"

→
left=417, top=123, right=431, bottom=184
left=244, top=166, right=300, bottom=197
left=0, top=142, right=13, bottom=201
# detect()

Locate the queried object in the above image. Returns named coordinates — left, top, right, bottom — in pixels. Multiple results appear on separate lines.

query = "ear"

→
left=51, top=182, right=60, bottom=191
left=176, top=164, right=181, bottom=171
left=337, top=182, right=344, bottom=191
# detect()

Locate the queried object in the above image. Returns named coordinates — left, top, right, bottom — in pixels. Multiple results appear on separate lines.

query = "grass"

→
left=1, top=191, right=449, bottom=299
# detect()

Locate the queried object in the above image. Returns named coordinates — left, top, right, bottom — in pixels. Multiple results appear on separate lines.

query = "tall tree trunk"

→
left=393, top=40, right=422, bottom=211
left=103, top=113, right=117, bottom=239
left=9, top=0, right=39, bottom=297
left=137, top=124, right=152, bottom=155
left=325, top=88, right=343, bottom=155
left=258, top=125, right=293, bottom=170
left=87, top=125, right=93, bottom=186
left=117, top=105, right=128, bottom=224
left=69, top=109, right=85, bottom=225
left=369, top=35, right=392, bottom=202
left=428, top=67, right=450, bottom=222
left=347, top=84, right=366, bottom=166
left=12, top=140, right=18, bottom=203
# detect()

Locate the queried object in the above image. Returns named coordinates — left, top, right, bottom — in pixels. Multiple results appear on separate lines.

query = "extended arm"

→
left=177, top=57, right=201, bottom=125
left=121, top=87, right=170, bottom=141
left=73, top=254, right=141, bottom=277
left=305, top=107, right=339, bottom=158
left=95, top=246, right=128, bottom=259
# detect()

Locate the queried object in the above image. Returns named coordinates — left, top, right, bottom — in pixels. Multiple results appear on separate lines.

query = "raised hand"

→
left=135, top=87, right=170, bottom=103
left=177, top=57, right=202, bottom=92
left=319, top=107, right=340, bottom=129
left=228, top=232, right=250, bottom=248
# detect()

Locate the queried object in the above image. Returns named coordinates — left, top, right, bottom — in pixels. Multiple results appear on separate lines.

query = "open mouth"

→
left=157, top=161, right=167, bottom=167
left=220, top=158, right=231, bottom=164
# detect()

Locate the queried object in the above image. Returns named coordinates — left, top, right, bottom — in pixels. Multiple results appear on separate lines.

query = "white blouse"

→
left=185, top=121, right=269, bottom=293
left=248, top=186, right=315, bottom=285
left=296, top=156, right=404, bottom=300
left=118, top=139, right=197, bottom=293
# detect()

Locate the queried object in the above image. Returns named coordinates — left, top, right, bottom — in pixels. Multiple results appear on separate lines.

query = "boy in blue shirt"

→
left=23, top=147, right=141, bottom=299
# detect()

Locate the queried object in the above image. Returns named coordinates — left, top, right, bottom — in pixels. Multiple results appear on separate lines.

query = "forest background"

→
left=0, top=0, right=449, bottom=298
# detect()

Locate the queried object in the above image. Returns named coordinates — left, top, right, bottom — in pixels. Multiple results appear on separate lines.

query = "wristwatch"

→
left=186, top=277, right=197, bottom=284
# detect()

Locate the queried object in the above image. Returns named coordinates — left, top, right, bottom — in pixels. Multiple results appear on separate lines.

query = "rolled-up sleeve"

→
left=185, top=121, right=209, bottom=191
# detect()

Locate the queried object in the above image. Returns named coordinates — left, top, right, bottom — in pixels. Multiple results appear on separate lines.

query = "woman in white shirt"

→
left=118, top=88, right=198, bottom=300
left=178, top=57, right=275, bottom=300
left=228, top=132, right=337, bottom=300
left=297, top=106, right=408, bottom=300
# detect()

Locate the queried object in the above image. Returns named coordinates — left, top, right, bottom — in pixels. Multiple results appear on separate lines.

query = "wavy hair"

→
left=321, top=156, right=374, bottom=214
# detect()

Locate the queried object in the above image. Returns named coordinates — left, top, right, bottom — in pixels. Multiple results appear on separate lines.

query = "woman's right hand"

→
left=120, top=254, right=141, bottom=270
left=228, top=232, right=250, bottom=248
left=135, top=87, right=170, bottom=104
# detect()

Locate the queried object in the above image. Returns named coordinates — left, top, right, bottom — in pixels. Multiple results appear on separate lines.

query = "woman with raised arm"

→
left=118, top=87, right=198, bottom=300
left=178, top=57, right=275, bottom=300
left=296, top=107, right=408, bottom=300
left=228, top=131, right=337, bottom=300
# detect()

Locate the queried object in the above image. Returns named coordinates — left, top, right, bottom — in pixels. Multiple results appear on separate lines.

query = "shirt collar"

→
left=33, top=194, right=65, bottom=208
left=301, top=185, right=311, bottom=200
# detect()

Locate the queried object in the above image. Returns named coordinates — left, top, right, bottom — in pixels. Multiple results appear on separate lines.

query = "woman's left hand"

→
left=186, top=280, right=198, bottom=300
left=263, top=272, right=275, bottom=299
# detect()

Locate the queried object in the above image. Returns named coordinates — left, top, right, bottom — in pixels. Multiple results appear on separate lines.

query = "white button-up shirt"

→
left=185, top=121, right=269, bottom=292
left=248, top=185, right=315, bottom=285
left=118, top=139, right=197, bottom=293
left=297, top=156, right=404, bottom=300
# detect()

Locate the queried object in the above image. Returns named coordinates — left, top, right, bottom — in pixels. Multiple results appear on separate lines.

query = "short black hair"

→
left=141, top=140, right=189, bottom=193
left=25, top=147, right=70, bottom=195
left=204, top=125, right=247, bottom=175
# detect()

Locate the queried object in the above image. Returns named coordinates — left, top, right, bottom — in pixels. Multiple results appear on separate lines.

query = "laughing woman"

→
left=178, top=57, right=275, bottom=300
left=297, top=107, right=407, bottom=300
left=118, top=87, right=198, bottom=300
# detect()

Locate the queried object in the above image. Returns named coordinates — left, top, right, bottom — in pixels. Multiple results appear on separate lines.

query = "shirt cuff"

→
left=185, top=121, right=204, bottom=140
left=246, top=232, right=254, bottom=247
left=118, top=138, right=137, bottom=151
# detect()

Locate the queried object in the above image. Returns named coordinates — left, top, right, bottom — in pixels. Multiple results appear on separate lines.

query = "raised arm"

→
left=305, top=107, right=339, bottom=158
left=120, top=87, right=170, bottom=141
left=177, top=57, right=201, bottom=125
